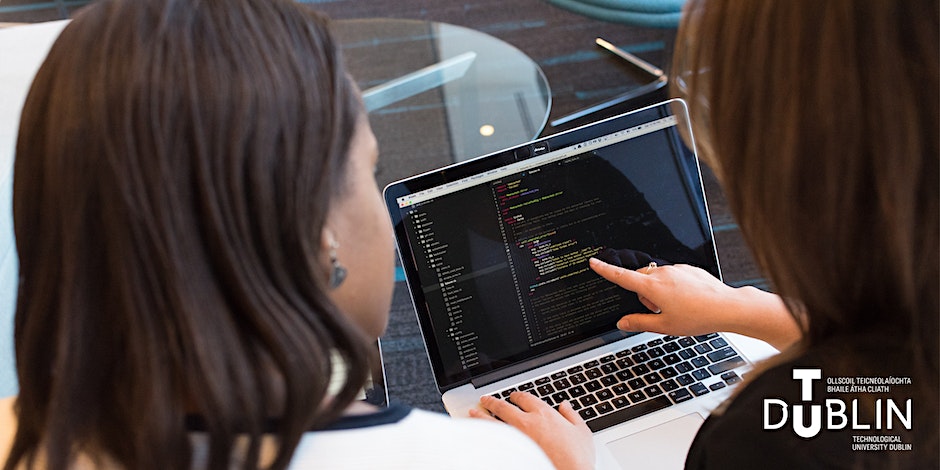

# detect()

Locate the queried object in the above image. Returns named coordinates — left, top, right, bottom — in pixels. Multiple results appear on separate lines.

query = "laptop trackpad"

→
left=606, top=413, right=704, bottom=470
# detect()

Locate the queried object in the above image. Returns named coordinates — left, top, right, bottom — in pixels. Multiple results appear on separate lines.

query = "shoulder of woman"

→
left=290, top=407, right=553, bottom=468
left=406, top=408, right=551, bottom=443
left=372, top=408, right=555, bottom=467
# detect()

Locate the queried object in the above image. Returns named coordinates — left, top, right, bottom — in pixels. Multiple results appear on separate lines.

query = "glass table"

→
left=333, top=19, right=552, bottom=188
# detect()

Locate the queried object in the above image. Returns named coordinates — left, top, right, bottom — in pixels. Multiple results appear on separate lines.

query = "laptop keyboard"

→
left=489, top=333, right=747, bottom=432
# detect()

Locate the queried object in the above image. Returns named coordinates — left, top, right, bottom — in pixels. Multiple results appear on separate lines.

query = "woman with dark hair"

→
left=0, top=0, right=560, bottom=468
left=479, top=0, right=938, bottom=468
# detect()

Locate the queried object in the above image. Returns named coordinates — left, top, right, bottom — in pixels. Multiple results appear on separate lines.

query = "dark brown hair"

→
left=673, top=0, right=938, bottom=445
left=7, top=0, right=370, bottom=468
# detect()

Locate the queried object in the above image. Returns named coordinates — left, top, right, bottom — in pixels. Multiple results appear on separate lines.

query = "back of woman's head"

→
left=8, top=0, right=368, bottom=468
left=674, top=0, right=938, bottom=346
left=673, top=0, right=939, bottom=445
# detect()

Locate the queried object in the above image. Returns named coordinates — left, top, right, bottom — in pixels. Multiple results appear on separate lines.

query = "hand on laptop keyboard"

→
left=471, top=392, right=595, bottom=470
left=486, top=334, right=747, bottom=433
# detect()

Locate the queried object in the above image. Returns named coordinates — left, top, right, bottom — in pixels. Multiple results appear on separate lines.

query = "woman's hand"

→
left=590, top=258, right=737, bottom=335
left=470, top=393, right=595, bottom=470
left=589, top=257, right=801, bottom=350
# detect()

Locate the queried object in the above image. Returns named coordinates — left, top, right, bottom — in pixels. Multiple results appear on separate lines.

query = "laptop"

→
left=384, top=99, right=756, bottom=469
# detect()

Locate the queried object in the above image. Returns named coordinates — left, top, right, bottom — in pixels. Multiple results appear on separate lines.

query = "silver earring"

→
left=328, top=240, right=347, bottom=289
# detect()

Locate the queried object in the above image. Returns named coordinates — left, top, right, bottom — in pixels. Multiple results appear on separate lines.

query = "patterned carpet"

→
left=0, top=0, right=762, bottom=412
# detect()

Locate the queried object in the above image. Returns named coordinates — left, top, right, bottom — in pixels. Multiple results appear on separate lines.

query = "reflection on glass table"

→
left=333, top=19, right=552, bottom=187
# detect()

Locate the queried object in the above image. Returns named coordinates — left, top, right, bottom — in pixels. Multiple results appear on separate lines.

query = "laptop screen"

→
left=385, top=100, right=720, bottom=390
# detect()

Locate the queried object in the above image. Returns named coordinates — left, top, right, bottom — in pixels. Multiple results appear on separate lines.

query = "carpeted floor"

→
left=1, top=0, right=763, bottom=413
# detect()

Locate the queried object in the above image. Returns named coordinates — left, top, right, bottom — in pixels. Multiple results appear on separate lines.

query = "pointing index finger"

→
left=589, top=257, right=650, bottom=294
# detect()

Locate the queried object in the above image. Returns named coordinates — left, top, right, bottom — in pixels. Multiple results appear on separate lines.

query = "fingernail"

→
left=589, top=257, right=600, bottom=266
left=617, top=318, right=629, bottom=331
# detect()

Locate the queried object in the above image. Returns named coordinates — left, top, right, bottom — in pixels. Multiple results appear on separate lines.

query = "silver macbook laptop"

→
left=384, top=99, right=756, bottom=469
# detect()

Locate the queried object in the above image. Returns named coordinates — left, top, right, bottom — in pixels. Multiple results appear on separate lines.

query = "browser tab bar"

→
left=396, top=115, right=677, bottom=208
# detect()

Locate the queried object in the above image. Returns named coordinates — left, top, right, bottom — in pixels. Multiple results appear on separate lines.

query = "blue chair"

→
left=0, top=21, right=70, bottom=398
left=544, top=0, right=686, bottom=28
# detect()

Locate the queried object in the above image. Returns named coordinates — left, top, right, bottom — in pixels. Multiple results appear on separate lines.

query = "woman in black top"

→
left=478, top=1, right=939, bottom=468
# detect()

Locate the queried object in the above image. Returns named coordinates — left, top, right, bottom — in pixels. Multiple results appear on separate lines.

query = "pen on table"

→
left=595, top=37, right=664, bottom=80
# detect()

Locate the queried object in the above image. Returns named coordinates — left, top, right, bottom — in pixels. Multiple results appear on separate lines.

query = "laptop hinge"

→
left=470, top=330, right=632, bottom=388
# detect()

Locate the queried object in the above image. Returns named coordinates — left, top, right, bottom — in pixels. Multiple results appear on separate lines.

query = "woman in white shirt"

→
left=0, top=0, right=582, bottom=468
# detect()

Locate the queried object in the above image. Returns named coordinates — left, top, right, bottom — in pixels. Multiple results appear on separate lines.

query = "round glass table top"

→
left=333, top=19, right=552, bottom=187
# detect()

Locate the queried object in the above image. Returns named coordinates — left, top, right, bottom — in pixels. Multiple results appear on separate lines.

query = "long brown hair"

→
left=673, top=0, right=938, bottom=438
left=7, top=0, right=371, bottom=468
